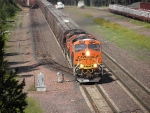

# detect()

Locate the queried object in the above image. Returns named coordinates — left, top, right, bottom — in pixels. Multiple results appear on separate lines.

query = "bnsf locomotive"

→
left=37, top=0, right=103, bottom=83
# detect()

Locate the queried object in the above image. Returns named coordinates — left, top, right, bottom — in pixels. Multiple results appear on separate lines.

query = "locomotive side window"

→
left=88, top=44, right=100, bottom=51
left=75, top=44, right=86, bottom=52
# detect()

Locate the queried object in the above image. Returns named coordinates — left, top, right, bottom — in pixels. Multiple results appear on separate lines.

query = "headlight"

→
left=85, top=50, right=90, bottom=56
left=93, top=64, right=98, bottom=68
left=80, top=64, right=84, bottom=68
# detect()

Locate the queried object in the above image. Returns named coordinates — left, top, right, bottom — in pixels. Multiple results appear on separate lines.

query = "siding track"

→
left=30, top=9, right=72, bottom=74
left=102, top=51, right=150, bottom=112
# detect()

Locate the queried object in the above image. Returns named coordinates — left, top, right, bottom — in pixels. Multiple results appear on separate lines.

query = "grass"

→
left=93, top=18, right=150, bottom=50
left=83, top=13, right=93, bottom=18
left=2, top=13, right=19, bottom=42
left=93, top=18, right=150, bottom=63
left=24, top=97, right=43, bottom=113
left=19, top=22, right=22, bottom=28
left=129, top=19, right=150, bottom=28
left=112, top=14, right=150, bottom=28
left=26, top=31, right=29, bottom=34
left=109, top=12, right=150, bottom=28
left=28, top=84, right=36, bottom=91
left=112, top=14, right=126, bottom=19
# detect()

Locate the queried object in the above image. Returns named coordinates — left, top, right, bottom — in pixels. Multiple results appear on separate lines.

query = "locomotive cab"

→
left=72, top=39, right=103, bottom=83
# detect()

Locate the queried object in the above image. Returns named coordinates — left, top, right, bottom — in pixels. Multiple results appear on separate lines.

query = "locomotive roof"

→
left=64, top=29, right=86, bottom=39
left=72, top=35, right=95, bottom=43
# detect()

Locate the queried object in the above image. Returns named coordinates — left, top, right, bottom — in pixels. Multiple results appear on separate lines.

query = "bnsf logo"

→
left=75, top=55, right=99, bottom=61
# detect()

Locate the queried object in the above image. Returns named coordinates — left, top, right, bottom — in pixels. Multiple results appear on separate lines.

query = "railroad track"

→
left=81, top=84, right=117, bottom=113
left=39, top=58, right=73, bottom=75
left=30, top=9, right=73, bottom=75
left=102, top=51, right=150, bottom=112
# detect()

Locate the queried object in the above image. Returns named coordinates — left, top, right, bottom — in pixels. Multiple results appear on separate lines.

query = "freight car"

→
left=109, top=3, right=150, bottom=22
left=37, top=0, right=103, bottom=83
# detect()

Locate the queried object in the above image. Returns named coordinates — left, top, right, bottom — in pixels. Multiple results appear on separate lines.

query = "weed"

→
left=26, top=31, right=29, bottom=34
left=83, top=13, right=93, bottom=18
left=19, top=22, right=22, bottom=28
left=28, top=84, right=36, bottom=91
left=24, top=97, right=43, bottom=113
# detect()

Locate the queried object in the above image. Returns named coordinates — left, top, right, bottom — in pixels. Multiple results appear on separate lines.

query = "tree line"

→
left=0, top=0, right=27, bottom=112
left=48, top=0, right=150, bottom=6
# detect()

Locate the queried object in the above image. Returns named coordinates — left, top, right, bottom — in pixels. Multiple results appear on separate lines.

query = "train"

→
left=109, top=2, right=150, bottom=22
left=36, top=0, right=103, bottom=83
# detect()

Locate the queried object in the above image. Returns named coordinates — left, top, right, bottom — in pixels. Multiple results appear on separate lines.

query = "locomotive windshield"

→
left=88, top=44, right=100, bottom=51
left=75, top=44, right=86, bottom=52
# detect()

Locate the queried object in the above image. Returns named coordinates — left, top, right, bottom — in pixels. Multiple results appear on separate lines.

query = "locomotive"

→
left=37, top=0, right=103, bottom=83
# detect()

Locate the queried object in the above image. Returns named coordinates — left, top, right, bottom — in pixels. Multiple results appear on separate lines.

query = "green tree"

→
left=0, top=0, right=27, bottom=112
left=0, top=65, right=27, bottom=113
left=0, top=25, right=27, bottom=113
left=0, top=0, right=21, bottom=18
